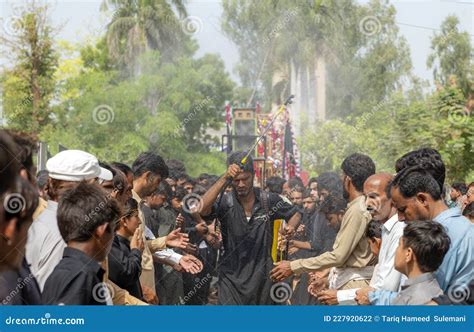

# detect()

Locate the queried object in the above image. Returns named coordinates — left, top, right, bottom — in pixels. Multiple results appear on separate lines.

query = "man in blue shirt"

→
left=356, top=149, right=473, bottom=305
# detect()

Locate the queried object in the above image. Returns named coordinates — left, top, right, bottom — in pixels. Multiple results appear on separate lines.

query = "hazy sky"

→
left=1, top=0, right=473, bottom=86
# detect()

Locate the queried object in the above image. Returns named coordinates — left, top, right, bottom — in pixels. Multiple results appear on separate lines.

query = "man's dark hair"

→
left=402, top=220, right=450, bottom=273
left=341, top=153, right=376, bottom=192
left=317, top=172, right=343, bottom=196
left=36, top=170, right=49, bottom=190
left=308, top=177, right=318, bottom=188
left=452, top=182, right=468, bottom=195
left=122, top=197, right=139, bottom=219
left=0, top=130, right=20, bottom=196
left=193, top=184, right=207, bottom=196
left=319, top=195, right=347, bottom=215
left=154, top=180, right=172, bottom=200
left=287, top=177, right=304, bottom=190
left=57, top=182, right=121, bottom=242
left=181, top=175, right=195, bottom=186
left=463, top=202, right=474, bottom=218
left=166, top=159, right=186, bottom=175
left=391, top=165, right=442, bottom=200
left=266, top=176, right=285, bottom=194
left=366, top=220, right=382, bottom=240
left=207, top=175, right=220, bottom=188
left=132, top=152, right=169, bottom=179
left=303, top=188, right=312, bottom=199
left=227, top=151, right=254, bottom=174
left=395, top=148, right=445, bottom=192
left=111, top=162, right=132, bottom=176
left=6, top=130, right=37, bottom=179
left=292, top=185, right=304, bottom=194
left=173, top=186, right=187, bottom=201
left=198, top=173, right=211, bottom=182
left=100, top=162, right=126, bottom=193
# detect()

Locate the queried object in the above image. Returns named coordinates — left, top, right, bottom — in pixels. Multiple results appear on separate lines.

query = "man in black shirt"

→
left=42, top=182, right=121, bottom=305
left=200, top=152, right=301, bottom=305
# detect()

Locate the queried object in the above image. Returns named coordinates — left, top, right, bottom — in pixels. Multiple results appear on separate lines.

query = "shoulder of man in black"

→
left=42, top=248, right=106, bottom=305
left=264, top=190, right=299, bottom=221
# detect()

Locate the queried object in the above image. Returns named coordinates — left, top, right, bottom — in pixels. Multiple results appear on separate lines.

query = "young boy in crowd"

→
left=108, top=198, right=144, bottom=300
left=392, top=220, right=450, bottom=305
left=42, top=182, right=121, bottom=305
left=366, top=220, right=382, bottom=257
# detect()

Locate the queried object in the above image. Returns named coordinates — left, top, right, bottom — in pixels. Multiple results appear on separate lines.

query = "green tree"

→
left=44, top=48, right=234, bottom=168
left=102, top=0, right=191, bottom=76
left=300, top=85, right=473, bottom=182
left=427, top=15, right=473, bottom=98
left=222, top=0, right=412, bottom=118
left=1, top=3, right=58, bottom=133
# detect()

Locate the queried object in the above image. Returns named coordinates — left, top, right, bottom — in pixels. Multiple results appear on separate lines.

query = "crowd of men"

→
left=0, top=129, right=473, bottom=306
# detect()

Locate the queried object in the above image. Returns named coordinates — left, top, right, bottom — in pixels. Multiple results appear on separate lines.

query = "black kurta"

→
left=108, top=235, right=143, bottom=300
left=42, top=247, right=106, bottom=305
left=207, top=188, right=298, bottom=305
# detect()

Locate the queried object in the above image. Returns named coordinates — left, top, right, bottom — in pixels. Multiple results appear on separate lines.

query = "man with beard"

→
left=317, top=173, right=405, bottom=305
left=271, top=153, right=376, bottom=291
left=288, top=189, right=318, bottom=260
left=200, top=151, right=301, bottom=304
left=131, top=152, right=201, bottom=298
left=364, top=154, right=473, bottom=305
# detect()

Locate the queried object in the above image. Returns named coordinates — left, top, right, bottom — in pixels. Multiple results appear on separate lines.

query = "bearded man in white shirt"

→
left=317, top=173, right=405, bottom=305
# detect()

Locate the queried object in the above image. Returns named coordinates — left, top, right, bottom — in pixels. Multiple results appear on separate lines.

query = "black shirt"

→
left=42, top=247, right=107, bottom=305
left=0, top=259, right=42, bottom=305
left=108, top=235, right=143, bottom=299
left=206, top=188, right=298, bottom=305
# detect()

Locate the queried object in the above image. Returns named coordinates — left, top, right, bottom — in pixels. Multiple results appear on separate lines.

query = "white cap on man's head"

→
left=46, top=150, right=113, bottom=182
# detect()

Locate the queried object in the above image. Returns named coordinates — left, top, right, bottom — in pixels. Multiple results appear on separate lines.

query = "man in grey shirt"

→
left=391, top=220, right=450, bottom=305
left=26, top=150, right=112, bottom=290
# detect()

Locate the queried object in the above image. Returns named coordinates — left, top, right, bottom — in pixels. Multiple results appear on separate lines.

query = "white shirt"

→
left=369, top=214, right=405, bottom=291
left=25, top=201, right=66, bottom=291
left=144, top=225, right=182, bottom=265
left=337, top=214, right=405, bottom=305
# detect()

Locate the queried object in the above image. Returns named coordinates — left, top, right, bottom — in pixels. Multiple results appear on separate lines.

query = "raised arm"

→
left=200, top=164, right=241, bottom=216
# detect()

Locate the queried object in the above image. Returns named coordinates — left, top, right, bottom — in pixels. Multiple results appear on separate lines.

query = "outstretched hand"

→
left=270, top=260, right=293, bottom=282
left=179, top=254, right=204, bottom=274
left=165, top=228, right=189, bottom=249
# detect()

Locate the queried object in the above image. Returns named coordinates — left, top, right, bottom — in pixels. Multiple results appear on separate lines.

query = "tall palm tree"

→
left=102, top=0, right=188, bottom=76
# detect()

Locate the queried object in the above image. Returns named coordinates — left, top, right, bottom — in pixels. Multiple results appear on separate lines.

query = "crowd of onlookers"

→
left=0, top=128, right=472, bottom=305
